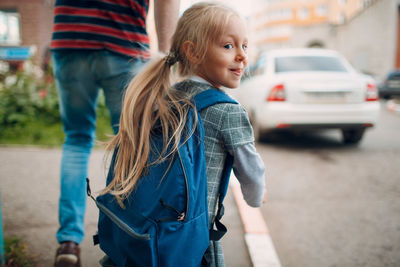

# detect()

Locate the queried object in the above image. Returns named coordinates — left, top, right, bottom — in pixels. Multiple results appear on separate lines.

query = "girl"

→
left=104, top=2, right=266, bottom=266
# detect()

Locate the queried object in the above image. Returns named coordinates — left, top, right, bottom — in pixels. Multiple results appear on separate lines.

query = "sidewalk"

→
left=0, top=147, right=253, bottom=266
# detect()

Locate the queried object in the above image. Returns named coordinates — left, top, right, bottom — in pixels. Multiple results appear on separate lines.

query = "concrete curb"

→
left=230, top=177, right=281, bottom=267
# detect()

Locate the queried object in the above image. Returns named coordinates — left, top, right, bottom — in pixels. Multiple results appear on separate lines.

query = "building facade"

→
left=0, top=0, right=54, bottom=66
left=249, top=0, right=400, bottom=79
left=1, top=0, right=399, bottom=79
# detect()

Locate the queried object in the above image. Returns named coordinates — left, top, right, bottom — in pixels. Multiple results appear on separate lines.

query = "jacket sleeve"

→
left=218, top=103, right=266, bottom=207
left=230, top=143, right=266, bottom=207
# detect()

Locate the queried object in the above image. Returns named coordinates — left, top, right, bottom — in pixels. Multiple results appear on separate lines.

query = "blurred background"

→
left=0, top=0, right=400, bottom=266
left=1, top=0, right=398, bottom=78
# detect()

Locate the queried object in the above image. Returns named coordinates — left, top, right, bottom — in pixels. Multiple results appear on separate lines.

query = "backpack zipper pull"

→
left=177, top=212, right=185, bottom=221
left=160, top=199, right=186, bottom=221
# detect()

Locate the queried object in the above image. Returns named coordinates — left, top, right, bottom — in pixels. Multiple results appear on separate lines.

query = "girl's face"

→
left=196, top=15, right=248, bottom=89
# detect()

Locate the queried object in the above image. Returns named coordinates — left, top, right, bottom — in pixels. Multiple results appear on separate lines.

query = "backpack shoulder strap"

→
left=192, top=88, right=238, bottom=241
left=193, top=89, right=238, bottom=112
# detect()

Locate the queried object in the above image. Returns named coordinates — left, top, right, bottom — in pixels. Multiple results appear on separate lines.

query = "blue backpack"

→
left=87, top=89, right=238, bottom=267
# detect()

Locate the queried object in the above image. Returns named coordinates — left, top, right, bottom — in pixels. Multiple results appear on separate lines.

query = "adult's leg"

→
left=95, top=51, right=145, bottom=133
left=53, top=51, right=99, bottom=244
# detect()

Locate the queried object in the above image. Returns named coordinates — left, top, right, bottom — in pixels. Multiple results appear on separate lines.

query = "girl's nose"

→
left=236, top=49, right=247, bottom=62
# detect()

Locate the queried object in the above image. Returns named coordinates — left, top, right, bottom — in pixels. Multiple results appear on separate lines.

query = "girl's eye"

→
left=242, top=44, right=248, bottom=51
left=224, top=44, right=233, bottom=49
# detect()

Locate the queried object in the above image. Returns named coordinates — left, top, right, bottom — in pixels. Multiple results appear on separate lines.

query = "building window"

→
left=361, top=0, right=372, bottom=8
left=281, top=9, right=293, bottom=20
left=316, top=4, right=328, bottom=16
left=266, top=8, right=292, bottom=23
left=298, top=7, right=310, bottom=20
left=0, top=9, right=21, bottom=45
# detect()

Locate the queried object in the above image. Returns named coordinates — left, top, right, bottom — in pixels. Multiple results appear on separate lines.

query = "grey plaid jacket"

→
left=175, top=80, right=255, bottom=266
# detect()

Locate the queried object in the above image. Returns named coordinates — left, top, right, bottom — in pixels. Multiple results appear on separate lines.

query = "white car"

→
left=231, top=48, right=380, bottom=144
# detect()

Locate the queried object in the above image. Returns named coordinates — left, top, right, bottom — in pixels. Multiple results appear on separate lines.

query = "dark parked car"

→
left=379, top=70, right=400, bottom=99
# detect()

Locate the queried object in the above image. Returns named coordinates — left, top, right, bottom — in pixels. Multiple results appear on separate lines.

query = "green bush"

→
left=0, top=62, right=60, bottom=127
left=0, top=60, right=113, bottom=146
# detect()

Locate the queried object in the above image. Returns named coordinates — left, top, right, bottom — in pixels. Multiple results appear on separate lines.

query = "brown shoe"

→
left=55, top=241, right=81, bottom=267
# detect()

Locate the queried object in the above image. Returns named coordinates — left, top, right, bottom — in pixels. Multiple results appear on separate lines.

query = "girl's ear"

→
left=183, top=41, right=201, bottom=65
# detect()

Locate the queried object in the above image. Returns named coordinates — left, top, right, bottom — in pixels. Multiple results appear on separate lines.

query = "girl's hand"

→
left=262, top=187, right=267, bottom=204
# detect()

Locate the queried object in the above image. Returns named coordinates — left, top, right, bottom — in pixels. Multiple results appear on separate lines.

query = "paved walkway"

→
left=0, top=147, right=279, bottom=266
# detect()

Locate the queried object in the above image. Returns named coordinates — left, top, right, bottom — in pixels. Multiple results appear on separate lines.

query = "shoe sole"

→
left=55, top=254, right=78, bottom=267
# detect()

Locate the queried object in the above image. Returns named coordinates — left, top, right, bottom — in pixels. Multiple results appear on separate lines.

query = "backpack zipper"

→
left=87, top=178, right=151, bottom=241
left=96, top=201, right=151, bottom=241
left=177, top=149, right=189, bottom=221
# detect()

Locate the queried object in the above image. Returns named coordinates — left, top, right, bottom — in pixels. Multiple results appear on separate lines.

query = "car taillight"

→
left=366, top=83, right=379, bottom=101
left=267, top=83, right=286, bottom=101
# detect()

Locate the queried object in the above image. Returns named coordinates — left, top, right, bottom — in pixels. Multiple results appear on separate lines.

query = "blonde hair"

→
left=103, top=2, right=239, bottom=204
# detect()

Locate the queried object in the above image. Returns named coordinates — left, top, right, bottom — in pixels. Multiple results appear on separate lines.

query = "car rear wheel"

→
left=341, top=128, right=365, bottom=144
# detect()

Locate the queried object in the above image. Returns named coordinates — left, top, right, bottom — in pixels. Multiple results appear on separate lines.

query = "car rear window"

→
left=275, top=56, right=348, bottom=73
left=387, top=72, right=400, bottom=80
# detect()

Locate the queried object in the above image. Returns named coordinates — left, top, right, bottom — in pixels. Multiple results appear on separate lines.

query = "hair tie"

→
left=165, top=51, right=178, bottom=66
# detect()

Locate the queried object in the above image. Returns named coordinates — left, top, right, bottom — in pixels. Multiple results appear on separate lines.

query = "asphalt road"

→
left=256, top=100, right=400, bottom=267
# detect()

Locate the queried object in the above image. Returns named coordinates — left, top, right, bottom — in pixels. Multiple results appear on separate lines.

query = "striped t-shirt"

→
left=50, top=0, right=151, bottom=59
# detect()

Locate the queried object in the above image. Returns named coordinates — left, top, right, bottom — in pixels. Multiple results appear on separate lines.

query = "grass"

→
left=4, top=235, right=39, bottom=267
left=0, top=108, right=114, bottom=147
left=0, top=120, right=64, bottom=147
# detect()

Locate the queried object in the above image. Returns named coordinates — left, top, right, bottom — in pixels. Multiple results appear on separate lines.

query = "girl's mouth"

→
left=230, top=68, right=243, bottom=76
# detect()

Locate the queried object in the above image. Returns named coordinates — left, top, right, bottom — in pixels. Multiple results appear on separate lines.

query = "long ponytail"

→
left=102, top=54, right=193, bottom=204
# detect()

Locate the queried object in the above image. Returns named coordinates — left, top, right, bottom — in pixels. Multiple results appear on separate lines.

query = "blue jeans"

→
left=52, top=50, right=145, bottom=244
